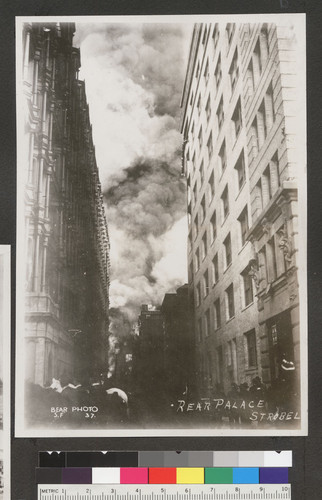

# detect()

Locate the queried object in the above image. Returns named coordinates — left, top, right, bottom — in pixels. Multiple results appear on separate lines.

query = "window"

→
left=216, top=345, right=223, bottom=383
left=212, top=24, right=220, bottom=52
left=246, top=59, right=255, bottom=96
left=193, top=214, right=198, bottom=239
left=198, top=127, right=203, bottom=150
left=253, top=39, right=262, bottom=82
left=227, top=341, right=232, bottom=366
left=235, top=151, right=246, bottom=191
left=200, top=195, right=206, bottom=223
left=251, top=117, right=259, bottom=156
left=221, top=185, right=229, bottom=220
left=206, top=95, right=211, bottom=123
left=201, top=232, right=208, bottom=260
left=262, top=165, right=272, bottom=204
left=205, top=309, right=210, bottom=337
left=188, top=231, right=192, bottom=253
left=257, top=99, right=267, bottom=145
left=255, top=178, right=263, bottom=214
left=215, top=55, right=222, bottom=89
left=196, top=282, right=201, bottom=307
left=276, top=225, right=287, bottom=276
left=195, top=248, right=200, bottom=271
left=245, top=329, right=257, bottom=367
left=204, top=59, right=209, bottom=85
left=217, top=96, right=224, bottom=130
left=229, top=49, right=239, bottom=92
left=238, top=206, right=249, bottom=247
left=232, top=99, right=242, bottom=141
left=207, top=132, right=213, bottom=159
left=202, top=26, right=208, bottom=44
left=197, top=94, right=201, bottom=115
left=186, top=150, right=190, bottom=175
left=261, top=154, right=280, bottom=207
left=208, top=171, right=215, bottom=201
left=195, top=61, right=200, bottom=78
left=267, top=235, right=278, bottom=282
left=259, top=246, right=268, bottom=288
left=265, top=82, right=275, bottom=130
left=214, top=298, right=221, bottom=329
left=219, top=140, right=227, bottom=174
left=200, top=161, right=204, bottom=184
left=210, top=210, right=217, bottom=242
left=197, top=317, right=202, bottom=341
left=189, top=92, right=194, bottom=107
left=191, top=122, right=195, bottom=142
left=270, top=152, right=280, bottom=192
left=260, top=25, right=269, bottom=59
left=203, top=270, right=209, bottom=297
left=242, top=268, right=254, bottom=307
left=226, top=23, right=235, bottom=47
left=224, top=232, right=232, bottom=268
left=192, top=153, right=196, bottom=172
left=193, top=182, right=198, bottom=204
left=212, top=253, right=219, bottom=284
left=225, top=283, right=235, bottom=320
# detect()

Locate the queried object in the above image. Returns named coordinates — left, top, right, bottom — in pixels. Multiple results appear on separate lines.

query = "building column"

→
left=32, top=50, right=40, bottom=106
left=41, top=236, right=48, bottom=293
left=33, top=231, right=40, bottom=292
left=41, top=87, right=48, bottom=134
left=28, top=132, right=35, bottom=185
left=270, top=156, right=279, bottom=194
left=23, top=25, right=32, bottom=81
left=261, top=172, right=270, bottom=206
left=37, top=157, right=44, bottom=206
left=44, top=170, right=51, bottom=219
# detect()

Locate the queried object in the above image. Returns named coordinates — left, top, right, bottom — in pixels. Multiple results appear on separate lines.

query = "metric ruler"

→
left=38, top=484, right=291, bottom=500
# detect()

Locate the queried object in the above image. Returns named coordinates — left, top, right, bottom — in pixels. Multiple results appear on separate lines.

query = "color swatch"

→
left=39, top=450, right=292, bottom=468
left=36, top=467, right=288, bottom=484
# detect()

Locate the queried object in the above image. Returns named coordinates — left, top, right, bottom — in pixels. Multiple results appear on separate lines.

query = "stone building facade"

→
left=180, top=22, right=301, bottom=398
left=21, top=22, right=110, bottom=386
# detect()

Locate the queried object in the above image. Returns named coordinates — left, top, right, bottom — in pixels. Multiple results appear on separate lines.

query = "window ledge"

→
left=241, top=301, right=254, bottom=312
left=221, top=214, right=229, bottom=227
left=226, top=315, right=235, bottom=324
left=245, top=367, right=258, bottom=374
left=223, top=263, right=232, bottom=274
left=235, top=181, right=246, bottom=201
left=238, top=241, right=248, bottom=255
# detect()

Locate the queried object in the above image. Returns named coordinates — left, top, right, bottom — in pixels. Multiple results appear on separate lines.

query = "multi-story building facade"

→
left=160, top=284, right=195, bottom=398
left=21, top=22, right=110, bottom=386
left=180, top=22, right=300, bottom=398
left=134, top=289, right=193, bottom=413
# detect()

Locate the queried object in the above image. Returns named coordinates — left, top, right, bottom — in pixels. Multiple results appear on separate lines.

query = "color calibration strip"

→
left=36, top=466, right=289, bottom=484
left=39, top=450, right=292, bottom=468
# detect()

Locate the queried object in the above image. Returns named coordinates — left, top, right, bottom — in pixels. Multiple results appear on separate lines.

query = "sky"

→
left=74, top=22, right=193, bottom=335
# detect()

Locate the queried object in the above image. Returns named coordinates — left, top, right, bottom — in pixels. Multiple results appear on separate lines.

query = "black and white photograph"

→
left=15, top=14, right=307, bottom=437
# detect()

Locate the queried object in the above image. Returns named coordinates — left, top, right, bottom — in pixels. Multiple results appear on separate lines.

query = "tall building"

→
left=21, top=22, right=110, bottom=386
left=180, top=23, right=300, bottom=397
left=135, top=305, right=165, bottom=387
left=160, top=284, right=195, bottom=398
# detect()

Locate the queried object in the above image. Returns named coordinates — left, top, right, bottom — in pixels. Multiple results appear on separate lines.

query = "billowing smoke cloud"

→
left=74, top=22, right=191, bottom=342
left=105, top=157, right=188, bottom=324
